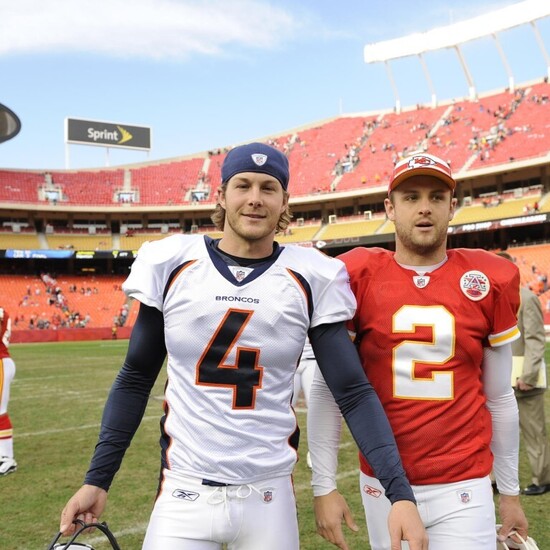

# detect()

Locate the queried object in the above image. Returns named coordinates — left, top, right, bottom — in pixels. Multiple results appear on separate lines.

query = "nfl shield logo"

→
left=413, top=275, right=430, bottom=288
left=263, top=490, right=273, bottom=503
left=251, top=153, right=268, bottom=166
left=459, top=490, right=472, bottom=504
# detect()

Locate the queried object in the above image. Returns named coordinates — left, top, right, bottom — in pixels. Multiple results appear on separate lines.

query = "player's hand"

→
left=497, top=494, right=528, bottom=542
left=59, top=484, right=108, bottom=535
left=388, top=500, right=428, bottom=550
left=314, top=490, right=359, bottom=550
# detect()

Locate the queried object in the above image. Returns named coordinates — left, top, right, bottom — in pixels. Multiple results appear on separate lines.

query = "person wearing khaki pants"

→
left=514, top=285, right=550, bottom=495
left=498, top=252, right=550, bottom=496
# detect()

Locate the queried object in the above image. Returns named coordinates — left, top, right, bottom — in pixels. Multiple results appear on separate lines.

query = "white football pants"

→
left=142, top=469, right=299, bottom=549
left=360, top=472, right=496, bottom=550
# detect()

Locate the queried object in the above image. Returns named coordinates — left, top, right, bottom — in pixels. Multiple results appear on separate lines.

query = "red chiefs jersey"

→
left=339, top=247, right=520, bottom=485
left=0, top=308, right=11, bottom=359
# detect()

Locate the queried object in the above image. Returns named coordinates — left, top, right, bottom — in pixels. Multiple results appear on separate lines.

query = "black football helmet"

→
left=46, top=520, right=122, bottom=550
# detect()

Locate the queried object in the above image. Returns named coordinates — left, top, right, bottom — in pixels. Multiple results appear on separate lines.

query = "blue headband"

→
left=221, top=142, right=289, bottom=190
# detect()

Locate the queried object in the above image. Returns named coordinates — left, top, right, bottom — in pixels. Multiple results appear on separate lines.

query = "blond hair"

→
left=210, top=184, right=292, bottom=233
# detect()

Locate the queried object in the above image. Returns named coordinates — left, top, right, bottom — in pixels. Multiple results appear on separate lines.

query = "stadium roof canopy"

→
left=364, top=0, right=550, bottom=110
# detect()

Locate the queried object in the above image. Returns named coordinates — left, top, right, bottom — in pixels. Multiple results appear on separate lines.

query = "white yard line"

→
left=15, top=414, right=159, bottom=437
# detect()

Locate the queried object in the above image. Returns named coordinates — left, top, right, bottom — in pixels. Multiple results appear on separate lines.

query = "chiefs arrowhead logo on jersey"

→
left=460, top=270, right=490, bottom=301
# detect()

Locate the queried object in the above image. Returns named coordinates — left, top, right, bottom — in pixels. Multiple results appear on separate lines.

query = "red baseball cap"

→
left=389, top=153, right=456, bottom=194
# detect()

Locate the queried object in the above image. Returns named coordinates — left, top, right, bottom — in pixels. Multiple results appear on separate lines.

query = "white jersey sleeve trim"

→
left=482, top=344, right=520, bottom=496
left=307, top=366, right=343, bottom=497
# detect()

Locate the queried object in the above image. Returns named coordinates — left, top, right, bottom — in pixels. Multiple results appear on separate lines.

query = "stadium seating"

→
left=0, top=80, right=549, bottom=205
left=45, top=233, right=113, bottom=250
left=48, top=169, right=124, bottom=205
left=129, top=157, right=206, bottom=205
left=119, top=232, right=169, bottom=250
left=317, top=217, right=387, bottom=240
left=1, top=273, right=137, bottom=331
left=503, top=243, right=550, bottom=323
left=2, top=80, right=550, bottom=335
left=451, top=194, right=543, bottom=226
left=285, top=118, right=367, bottom=195
left=337, top=105, right=450, bottom=191
left=204, top=150, right=228, bottom=202
left=0, top=170, right=46, bottom=202
left=275, top=223, right=322, bottom=244
left=0, top=231, right=41, bottom=249
left=429, top=90, right=519, bottom=171
left=469, top=83, right=550, bottom=168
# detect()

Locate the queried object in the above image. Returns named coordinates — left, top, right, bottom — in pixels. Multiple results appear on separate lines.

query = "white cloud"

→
left=0, top=0, right=300, bottom=59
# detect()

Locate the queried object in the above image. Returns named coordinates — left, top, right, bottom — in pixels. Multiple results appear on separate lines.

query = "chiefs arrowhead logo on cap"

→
left=408, top=155, right=436, bottom=169
left=389, top=153, right=456, bottom=194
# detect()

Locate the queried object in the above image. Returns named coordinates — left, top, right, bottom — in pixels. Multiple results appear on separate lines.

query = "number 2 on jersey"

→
left=393, top=305, right=454, bottom=400
left=196, top=309, right=263, bottom=409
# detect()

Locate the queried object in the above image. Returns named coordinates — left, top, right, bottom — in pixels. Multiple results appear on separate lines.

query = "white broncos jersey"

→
left=123, top=235, right=356, bottom=484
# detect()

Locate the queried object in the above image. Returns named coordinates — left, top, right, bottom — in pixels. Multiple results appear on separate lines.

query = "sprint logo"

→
left=117, top=125, right=133, bottom=144
left=87, top=125, right=133, bottom=144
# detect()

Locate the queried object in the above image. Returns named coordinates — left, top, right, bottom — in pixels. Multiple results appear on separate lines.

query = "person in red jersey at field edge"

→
left=58, top=143, right=427, bottom=550
left=308, top=153, right=529, bottom=549
left=0, top=307, right=17, bottom=477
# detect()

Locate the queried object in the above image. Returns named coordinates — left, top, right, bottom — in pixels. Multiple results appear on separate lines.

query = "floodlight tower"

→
left=364, top=0, right=550, bottom=112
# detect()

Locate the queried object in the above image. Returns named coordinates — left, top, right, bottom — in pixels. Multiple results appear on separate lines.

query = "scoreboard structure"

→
left=64, top=117, right=152, bottom=168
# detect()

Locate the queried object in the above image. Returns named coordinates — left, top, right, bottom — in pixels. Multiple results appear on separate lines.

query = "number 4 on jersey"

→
left=196, top=309, right=263, bottom=409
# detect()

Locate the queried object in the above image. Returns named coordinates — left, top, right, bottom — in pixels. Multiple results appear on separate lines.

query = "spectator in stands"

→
left=0, top=307, right=17, bottom=476
left=308, top=153, right=529, bottom=549
left=497, top=252, right=550, bottom=496
left=58, top=142, right=426, bottom=549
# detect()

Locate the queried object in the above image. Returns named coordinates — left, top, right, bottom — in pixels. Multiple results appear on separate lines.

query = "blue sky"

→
left=1, top=0, right=549, bottom=170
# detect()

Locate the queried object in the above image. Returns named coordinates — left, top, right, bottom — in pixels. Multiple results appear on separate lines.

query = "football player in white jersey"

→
left=59, top=142, right=427, bottom=550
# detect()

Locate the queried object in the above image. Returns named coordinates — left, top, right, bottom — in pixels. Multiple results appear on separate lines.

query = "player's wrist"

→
left=312, top=483, right=338, bottom=497
left=498, top=491, right=521, bottom=499
left=384, top=476, right=417, bottom=505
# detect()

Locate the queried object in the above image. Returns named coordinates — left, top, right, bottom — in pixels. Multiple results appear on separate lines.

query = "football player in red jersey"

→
left=309, top=153, right=529, bottom=549
left=0, top=307, right=17, bottom=476
left=58, top=143, right=427, bottom=550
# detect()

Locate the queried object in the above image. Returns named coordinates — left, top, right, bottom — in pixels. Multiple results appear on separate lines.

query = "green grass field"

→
left=2, top=340, right=549, bottom=549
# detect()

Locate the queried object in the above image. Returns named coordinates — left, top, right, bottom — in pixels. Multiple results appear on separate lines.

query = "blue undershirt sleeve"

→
left=309, top=322, right=415, bottom=504
left=84, top=302, right=167, bottom=490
